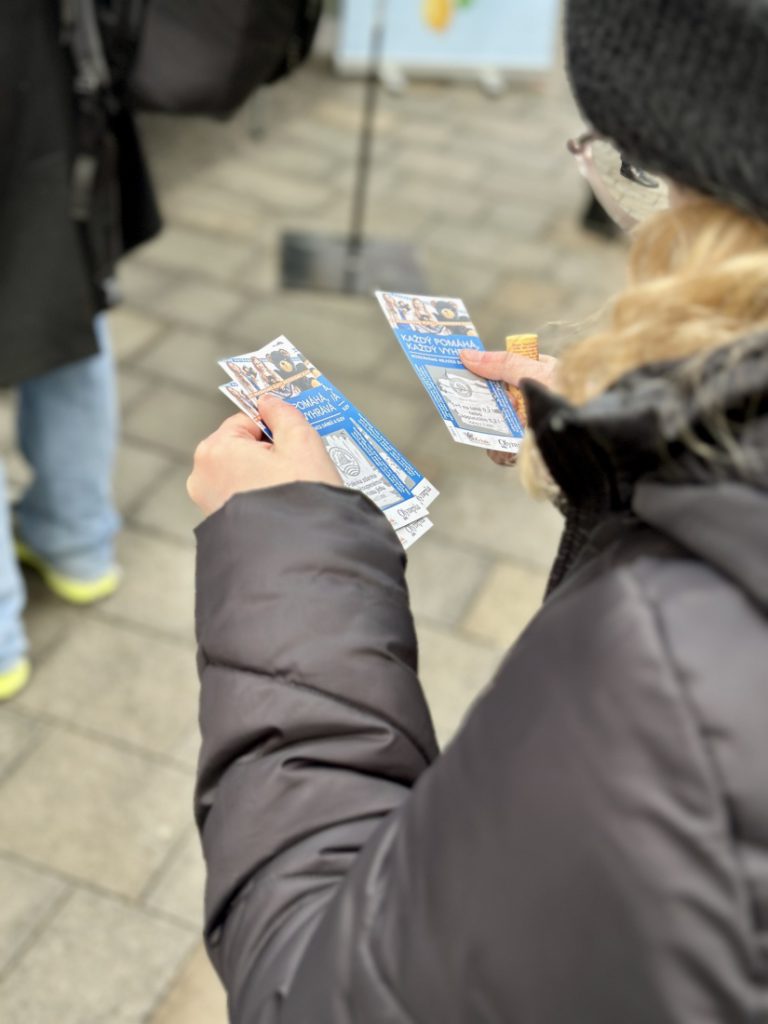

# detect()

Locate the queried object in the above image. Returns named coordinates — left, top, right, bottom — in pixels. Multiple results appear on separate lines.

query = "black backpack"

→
left=128, top=0, right=323, bottom=116
left=80, top=0, right=322, bottom=118
left=58, top=0, right=320, bottom=289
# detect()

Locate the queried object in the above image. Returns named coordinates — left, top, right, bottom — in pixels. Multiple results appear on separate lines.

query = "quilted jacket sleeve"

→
left=194, top=484, right=440, bottom=1019
left=196, top=485, right=763, bottom=1024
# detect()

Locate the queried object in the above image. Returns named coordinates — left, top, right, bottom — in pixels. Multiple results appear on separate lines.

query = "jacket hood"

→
left=525, top=331, right=768, bottom=609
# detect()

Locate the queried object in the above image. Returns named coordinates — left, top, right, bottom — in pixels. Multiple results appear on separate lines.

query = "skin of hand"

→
left=187, top=394, right=342, bottom=517
left=459, top=348, right=559, bottom=467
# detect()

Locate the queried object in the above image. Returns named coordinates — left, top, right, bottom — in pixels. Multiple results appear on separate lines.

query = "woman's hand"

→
left=187, top=395, right=342, bottom=517
left=459, top=348, right=559, bottom=391
left=459, top=348, right=559, bottom=467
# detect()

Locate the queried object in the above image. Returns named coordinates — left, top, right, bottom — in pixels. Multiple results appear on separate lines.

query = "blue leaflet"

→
left=219, top=337, right=436, bottom=536
left=376, top=291, right=524, bottom=453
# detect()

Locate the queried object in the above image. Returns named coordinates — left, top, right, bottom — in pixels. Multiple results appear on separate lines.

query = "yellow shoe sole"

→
left=0, top=658, right=31, bottom=701
left=16, top=541, right=122, bottom=606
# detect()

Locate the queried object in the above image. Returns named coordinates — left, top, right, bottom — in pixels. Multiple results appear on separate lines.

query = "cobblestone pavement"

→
left=0, top=53, right=624, bottom=1023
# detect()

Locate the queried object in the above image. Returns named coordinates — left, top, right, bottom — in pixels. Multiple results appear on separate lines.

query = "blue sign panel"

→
left=336, top=0, right=559, bottom=75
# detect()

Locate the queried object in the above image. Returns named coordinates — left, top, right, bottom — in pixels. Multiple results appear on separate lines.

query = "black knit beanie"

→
left=566, top=0, right=768, bottom=220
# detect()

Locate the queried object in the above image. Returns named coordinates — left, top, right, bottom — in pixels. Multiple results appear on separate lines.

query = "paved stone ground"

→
left=0, top=53, right=624, bottom=1023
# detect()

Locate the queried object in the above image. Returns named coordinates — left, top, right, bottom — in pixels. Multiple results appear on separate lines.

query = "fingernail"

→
left=461, top=348, right=482, bottom=362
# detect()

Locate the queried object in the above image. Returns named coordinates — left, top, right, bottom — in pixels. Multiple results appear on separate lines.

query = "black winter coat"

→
left=194, top=333, right=768, bottom=1022
left=0, top=0, right=159, bottom=386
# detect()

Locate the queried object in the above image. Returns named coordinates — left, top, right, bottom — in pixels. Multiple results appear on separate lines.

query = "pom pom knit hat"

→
left=565, top=0, right=768, bottom=220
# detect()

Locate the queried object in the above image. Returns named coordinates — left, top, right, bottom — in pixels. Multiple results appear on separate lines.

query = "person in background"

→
left=187, top=0, right=768, bottom=1019
left=0, top=0, right=159, bottom=699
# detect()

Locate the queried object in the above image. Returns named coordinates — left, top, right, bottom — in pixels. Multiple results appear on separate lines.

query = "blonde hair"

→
left=521, top=196, right=768, bottom=496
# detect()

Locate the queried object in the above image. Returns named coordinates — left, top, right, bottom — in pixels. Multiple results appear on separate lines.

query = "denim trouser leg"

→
left=15, top=313, right=120, bottom=579
left=0, top=460, right=28, bottom=672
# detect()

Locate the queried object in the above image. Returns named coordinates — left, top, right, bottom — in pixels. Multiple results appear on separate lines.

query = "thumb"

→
left=259, top=394, right=322, bottom=454
left=461, top=349, right=554, bottom=389
left=460, top=348, right=517, bottom=381
left=259, top=393, right=309, bottom=439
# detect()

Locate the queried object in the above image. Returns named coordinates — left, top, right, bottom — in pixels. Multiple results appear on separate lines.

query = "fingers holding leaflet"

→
left=459, top=349, right=559, bottom=391
left=188, top=398, right=342, bottom=518
left=217, top=412, right=266, bottom=442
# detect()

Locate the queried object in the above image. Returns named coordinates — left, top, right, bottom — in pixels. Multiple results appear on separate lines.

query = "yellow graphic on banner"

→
left=423, top=0, right=477, bottom=33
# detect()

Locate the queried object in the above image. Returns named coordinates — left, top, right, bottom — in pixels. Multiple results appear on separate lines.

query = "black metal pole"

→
left=344, top=0, right=388, bottom=289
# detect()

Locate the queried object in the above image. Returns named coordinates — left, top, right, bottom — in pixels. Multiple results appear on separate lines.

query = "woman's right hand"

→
left=459, top=349, right=559, bottom=467
left=459, top=349, right=559, bottom=391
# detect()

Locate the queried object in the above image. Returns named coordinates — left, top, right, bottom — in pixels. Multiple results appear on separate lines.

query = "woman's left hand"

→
left=459, top=348, right=559, bottom=468
left=187, top=395, right=342, bottom=517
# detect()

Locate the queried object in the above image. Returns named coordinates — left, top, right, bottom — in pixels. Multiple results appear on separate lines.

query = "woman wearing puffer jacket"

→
left=187, top=1, right=768, bottom=1020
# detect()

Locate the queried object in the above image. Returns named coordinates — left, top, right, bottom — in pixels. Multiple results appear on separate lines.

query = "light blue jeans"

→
left=0, top=314, right=119, bottom=672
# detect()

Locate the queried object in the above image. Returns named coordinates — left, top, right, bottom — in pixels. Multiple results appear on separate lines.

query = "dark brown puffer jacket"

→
left=194, top=334, right=768, bottom=1023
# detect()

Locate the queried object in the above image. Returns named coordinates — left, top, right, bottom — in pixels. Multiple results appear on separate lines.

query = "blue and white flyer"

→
left=376, top=291, right=525, bottom=453
left=218, top=337, right=436, bottom=548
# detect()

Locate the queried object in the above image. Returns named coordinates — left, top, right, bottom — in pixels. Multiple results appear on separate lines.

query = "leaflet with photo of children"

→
left=218, top=337, right=437, bottom=548
left=376, top=291, right=524, bottom=453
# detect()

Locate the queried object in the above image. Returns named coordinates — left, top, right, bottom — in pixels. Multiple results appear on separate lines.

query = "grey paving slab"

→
left=22, top=587, right=79, bottom=667
left=406, top=534, right=491, bottom=628
left=417, top=623, right=503, bottom=747
left=269, top=118, right=359, bottom=162
left=391, top=149, right=484, bottom=189
left=142, top=279, right=247, bottom=331
left=354, top=199, right=436, bottom=240
left=425, top=225, right=556, bottom=278
left=162, top=181, right=268, bottom=239
left=104, top=528, right=195, bottom=642
left=0, top=858, right=67, bottom=978
left=138, top=224, right=253, bottom=282
left=226, top=293, right=386, bottom=373
left=462, top=560, right=549, bottom=648
left=417, top=251, right=501, bottom=306
left=123, top=383, right=230, bottom=461
left=107, top=307, right=165, bottom=364
left=136, top=326, right=233, bottom=393
left=426, top=468, right=563, bottom=569
left=2, top=450, right=31, bottom=502
left=312, top=95, right=398, bottom=136
left=167, top=726, right=201, bottom=772
left=117, top=259, right=180, bottom=306
left=144, top=829, right=205, bottom=929
left=370, top=175, right=487, bottom=221
left=150, top=943, right=227, bottom=1024
left=241, top=137, right=343, bottom=183
left=0, top=392, right=14, bottom=449
left=0, top=890, right=195, bottom=1024
left=479, top=274, right=571, bottom=339
left=17, top=618, right=198, bottom=759
left=202, top=158, right=336, bottom=213
left=117, top=364, right=156, bottom=415
left=407, top=413, right=515, bottom=485
left=132, top=464, right=203, bottom=544
left=0, top=729, right=191, bottom=898
left=114, top=439, right=171, bottom=516
left=0, top=712, right=39, bottom=776
left=390, top=116, right=454, bottom=147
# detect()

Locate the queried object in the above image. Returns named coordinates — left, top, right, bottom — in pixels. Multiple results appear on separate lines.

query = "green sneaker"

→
left=0, top=658, right=31, bottom=701
left=16, top=540, right=121, bottom=606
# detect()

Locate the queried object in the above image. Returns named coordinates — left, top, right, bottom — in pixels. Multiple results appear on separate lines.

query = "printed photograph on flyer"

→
left=219, top=337, right=323, bottom=401
left=376, top=291, right=478, bottom=338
